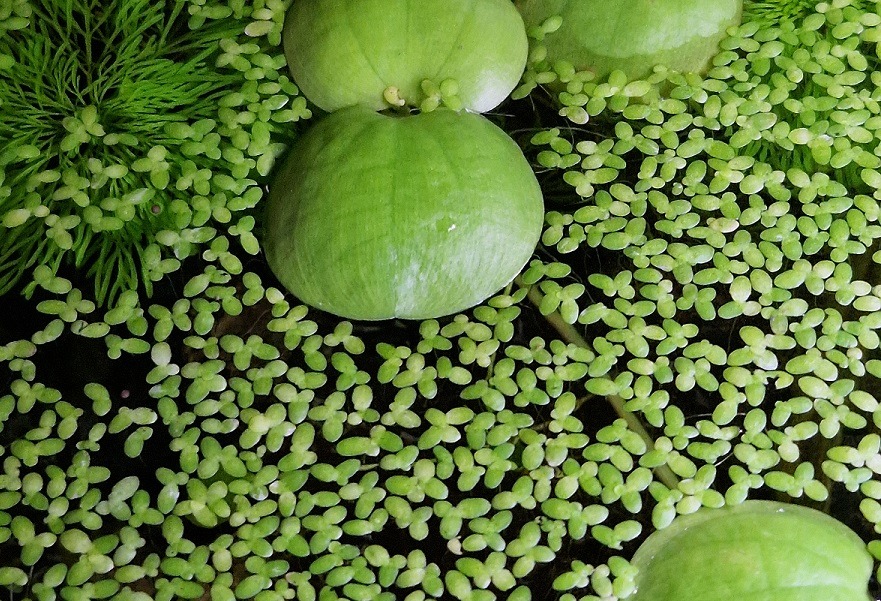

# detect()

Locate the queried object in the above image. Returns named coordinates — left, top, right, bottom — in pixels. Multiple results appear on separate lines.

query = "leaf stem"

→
left=518, top=276, right=680, bottom=490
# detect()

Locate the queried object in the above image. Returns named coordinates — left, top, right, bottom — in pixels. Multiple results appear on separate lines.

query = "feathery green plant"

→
left=743, top=0, right=870, bottom=24
left=0, top=0, right=293, bottom=304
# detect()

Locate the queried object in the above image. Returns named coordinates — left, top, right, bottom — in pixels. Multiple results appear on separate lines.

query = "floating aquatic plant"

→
left=516, top=0, right=743, bottom=82
left=282, top=0, right=529, bottom=113
left=630, top=500, right=873, bottom=601
left=3, top=1, right=881, bottom=600
left=704, top=0, right=881, bottom=192
left=264, top=106, right=544, bottom=320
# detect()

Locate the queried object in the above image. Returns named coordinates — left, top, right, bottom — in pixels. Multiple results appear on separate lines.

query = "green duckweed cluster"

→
left=2, top=0, right=881, bottom=600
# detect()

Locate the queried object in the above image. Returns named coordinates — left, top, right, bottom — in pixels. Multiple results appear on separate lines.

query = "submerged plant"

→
left=0, top=0, right=305, bottom=304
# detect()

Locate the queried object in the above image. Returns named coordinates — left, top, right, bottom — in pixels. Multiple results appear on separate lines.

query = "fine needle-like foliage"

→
left=0, top=0, right=306, bottom=305
left=743, top=0, right=870, bottom=23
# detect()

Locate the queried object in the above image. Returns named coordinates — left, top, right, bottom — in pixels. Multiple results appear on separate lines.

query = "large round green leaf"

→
left=631, top=500, right=872, bottom=601
left=517, top=0, right=742, bottom=81
left=283, top=0, right=528, bottom=113
left=264, top=107, right=544, bottom=321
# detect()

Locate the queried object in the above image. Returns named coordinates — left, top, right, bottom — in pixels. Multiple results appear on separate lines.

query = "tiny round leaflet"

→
left=516, top=0, right=743, bottom=81
left=630, top=500, right=872, bottom=601
left=264, top=106, right=545, bottom=321
left=282, top=0, right=529, bottom=112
